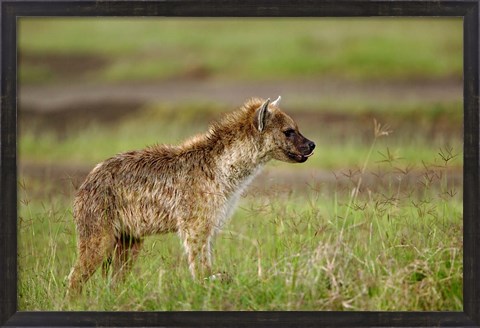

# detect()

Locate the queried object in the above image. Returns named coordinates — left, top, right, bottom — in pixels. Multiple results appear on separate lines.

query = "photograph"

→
left=17, top=17, right=463, bottom=312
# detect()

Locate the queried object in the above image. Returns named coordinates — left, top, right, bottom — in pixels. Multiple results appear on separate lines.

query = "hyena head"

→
left=253, top=96, right=315, bottom=163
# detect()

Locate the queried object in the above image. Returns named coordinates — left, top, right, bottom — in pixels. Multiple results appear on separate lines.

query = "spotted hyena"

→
left=67, top=96, right=315, bottom=292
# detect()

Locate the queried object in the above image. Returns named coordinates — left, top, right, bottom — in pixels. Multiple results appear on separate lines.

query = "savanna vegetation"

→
left=18, top=18, right=463, bottom=311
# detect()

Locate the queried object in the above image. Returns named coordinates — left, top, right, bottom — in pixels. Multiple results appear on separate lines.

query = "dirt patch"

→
left=19, top=78, right=462, bottom=112
left=19, top=52, right=108, bottom=81
left=180, top=63, right=212, bottom=80
left=19, top=99, right=143, bottom=137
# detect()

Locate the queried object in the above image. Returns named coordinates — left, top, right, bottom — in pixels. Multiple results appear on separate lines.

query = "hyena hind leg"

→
left=102, top=234, right=143, bottom=283
left=67, top=232, right=115, bottom=295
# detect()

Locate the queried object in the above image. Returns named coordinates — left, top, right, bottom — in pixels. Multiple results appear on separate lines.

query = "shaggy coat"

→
left=68, top=97, right=315, bottom=292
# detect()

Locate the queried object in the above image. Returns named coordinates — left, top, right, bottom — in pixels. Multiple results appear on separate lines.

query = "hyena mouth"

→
left=287, top=151, right=314, bottom=163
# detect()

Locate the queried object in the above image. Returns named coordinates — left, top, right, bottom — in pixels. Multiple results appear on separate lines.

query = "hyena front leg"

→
left=200, top=237, right=213, bottom=275
left=179, top=225, right=212, bottom=279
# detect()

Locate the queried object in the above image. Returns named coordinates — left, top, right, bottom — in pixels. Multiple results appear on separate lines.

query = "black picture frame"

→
left=1, top=1, right=479, bottom=327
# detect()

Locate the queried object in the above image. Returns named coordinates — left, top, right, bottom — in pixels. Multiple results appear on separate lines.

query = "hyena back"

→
left=67, top=96, right=315, bottom=292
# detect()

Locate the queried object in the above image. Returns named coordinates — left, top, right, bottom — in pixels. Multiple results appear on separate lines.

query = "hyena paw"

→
left=205, top=271, right=232, bottom=283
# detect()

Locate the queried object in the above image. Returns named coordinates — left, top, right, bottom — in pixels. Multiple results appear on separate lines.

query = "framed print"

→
left=1, top=1, right=479, bottom=327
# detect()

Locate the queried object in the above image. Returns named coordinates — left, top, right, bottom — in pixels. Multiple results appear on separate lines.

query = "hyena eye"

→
left=283, top=129, right=295, bottom=138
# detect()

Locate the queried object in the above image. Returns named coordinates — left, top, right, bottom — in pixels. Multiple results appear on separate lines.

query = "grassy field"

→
left=19, top=18, right=462, bottom=83
left=18, top=132, right=463, bottom=311
left=18, top=18, right=463, bottom=311
left=18, top=107, right=463, bottom=311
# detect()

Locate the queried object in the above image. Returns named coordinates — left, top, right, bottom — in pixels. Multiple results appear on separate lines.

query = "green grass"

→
left=18, top=18, right=462, bottom=83
left=18, top=109, right=463, bottom=310
left=18, top=149, right=463, bottom=310
left=18, top=119, right=464, bottom=311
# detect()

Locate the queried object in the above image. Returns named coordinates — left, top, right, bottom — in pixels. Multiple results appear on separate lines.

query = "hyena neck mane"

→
left=180, top=99, right=268, bottom=191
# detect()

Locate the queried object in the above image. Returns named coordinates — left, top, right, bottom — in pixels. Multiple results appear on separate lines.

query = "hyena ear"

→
left=255, top=98, right=271, bottom=132
left=271, top=95, right=281, bottom=107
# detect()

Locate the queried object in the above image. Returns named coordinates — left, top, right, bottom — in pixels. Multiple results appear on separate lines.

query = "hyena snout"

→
left=295, top=137, right=315, bottom=162
left=283, top=135, right=315, bottom=163
left=300, top=139, right=315, bottom=154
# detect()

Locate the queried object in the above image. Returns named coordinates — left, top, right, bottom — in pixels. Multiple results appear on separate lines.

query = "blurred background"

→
left=17, top=18, right=464, bottom=311
left=18, top=17, right=463, bottom=195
